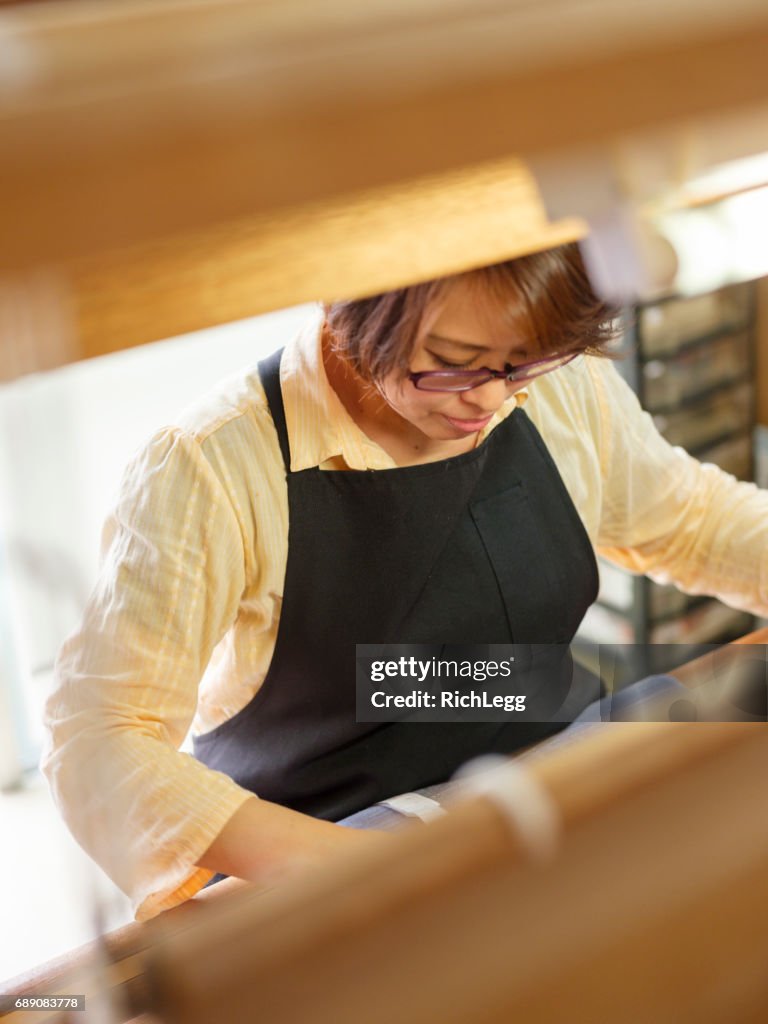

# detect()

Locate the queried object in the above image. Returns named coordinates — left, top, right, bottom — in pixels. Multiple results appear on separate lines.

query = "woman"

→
left=43, top=244, right=768, bottom=920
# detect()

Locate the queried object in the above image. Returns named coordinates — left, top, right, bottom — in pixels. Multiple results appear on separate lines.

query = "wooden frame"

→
left=1, top=0, right=768, bottom=376
left=3, top=631, right=767, bottom=1023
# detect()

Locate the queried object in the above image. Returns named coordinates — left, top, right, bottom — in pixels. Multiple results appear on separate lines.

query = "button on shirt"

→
left=42, top=314, right=768, bottom=920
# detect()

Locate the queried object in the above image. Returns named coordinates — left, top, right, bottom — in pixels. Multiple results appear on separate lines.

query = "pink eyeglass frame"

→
left=408, top=352, right=578, bottom=391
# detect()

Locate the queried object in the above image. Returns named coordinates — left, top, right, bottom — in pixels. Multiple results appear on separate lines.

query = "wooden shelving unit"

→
left=577, top=281, right=760, bottom=679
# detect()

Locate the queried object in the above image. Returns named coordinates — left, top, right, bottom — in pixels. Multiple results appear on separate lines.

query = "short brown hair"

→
left=325, top=242, right=620, bottom=383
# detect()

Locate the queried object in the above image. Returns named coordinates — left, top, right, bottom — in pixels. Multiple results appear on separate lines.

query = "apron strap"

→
left=258, top=348, right=291, bottom=473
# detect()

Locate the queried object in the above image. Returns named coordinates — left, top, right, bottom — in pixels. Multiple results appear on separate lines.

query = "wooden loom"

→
left=3, top=631, right=768, bottom=1024
left=2, top=1, right=768, bottom=1021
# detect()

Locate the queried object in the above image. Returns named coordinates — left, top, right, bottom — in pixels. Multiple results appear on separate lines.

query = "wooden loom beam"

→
left=3, top=631, right=767, bottom=1023
left=2, top=0, right=768, bottom=376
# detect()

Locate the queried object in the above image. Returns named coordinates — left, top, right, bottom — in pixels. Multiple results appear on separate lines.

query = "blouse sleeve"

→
left=588, top=358, right=768, bottom=616
left=42, top=427, right=254, bottom=920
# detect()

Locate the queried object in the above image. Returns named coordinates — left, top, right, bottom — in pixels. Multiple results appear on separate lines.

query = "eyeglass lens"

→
left=414, top=353, right=575, bottom=391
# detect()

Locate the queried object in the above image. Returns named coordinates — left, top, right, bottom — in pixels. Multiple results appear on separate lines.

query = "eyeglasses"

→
left=408, top=352, right=579, bottom=392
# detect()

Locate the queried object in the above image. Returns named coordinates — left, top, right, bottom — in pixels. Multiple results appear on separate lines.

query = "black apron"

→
left=194, top=349, right=599, bottom=820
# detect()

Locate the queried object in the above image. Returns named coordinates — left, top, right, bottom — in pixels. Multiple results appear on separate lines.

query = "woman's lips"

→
left=443, top=413, right=494, bottom=434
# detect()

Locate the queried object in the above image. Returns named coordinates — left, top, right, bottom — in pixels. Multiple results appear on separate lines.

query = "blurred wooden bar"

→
left=62, top=160, right=586, bottom=367
left=1, top=0, right=767, bottom=268
left=147, top=723, right=768, bottom=1024
left=3, top=631, right=767, bottom=1023
left=0, top=157, right=586, bottom=379
left=671, top=626, right=768, bottom=688
left=1, top=0, right=768, bottom=376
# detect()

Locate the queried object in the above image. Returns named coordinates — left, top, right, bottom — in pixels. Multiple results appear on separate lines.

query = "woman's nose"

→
left=459, top=377, right=514, bottom=412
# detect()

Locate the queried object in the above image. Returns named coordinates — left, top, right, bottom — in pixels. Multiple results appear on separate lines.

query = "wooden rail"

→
left=1, top=1, right=768, bottom=376
left=2, top=0, right=768, bottom=270
left=3, top=630, right=767, bottom=1023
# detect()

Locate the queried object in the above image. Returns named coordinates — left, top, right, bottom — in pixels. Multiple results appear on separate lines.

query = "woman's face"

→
left=376, top=279, right=533, bottom=445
